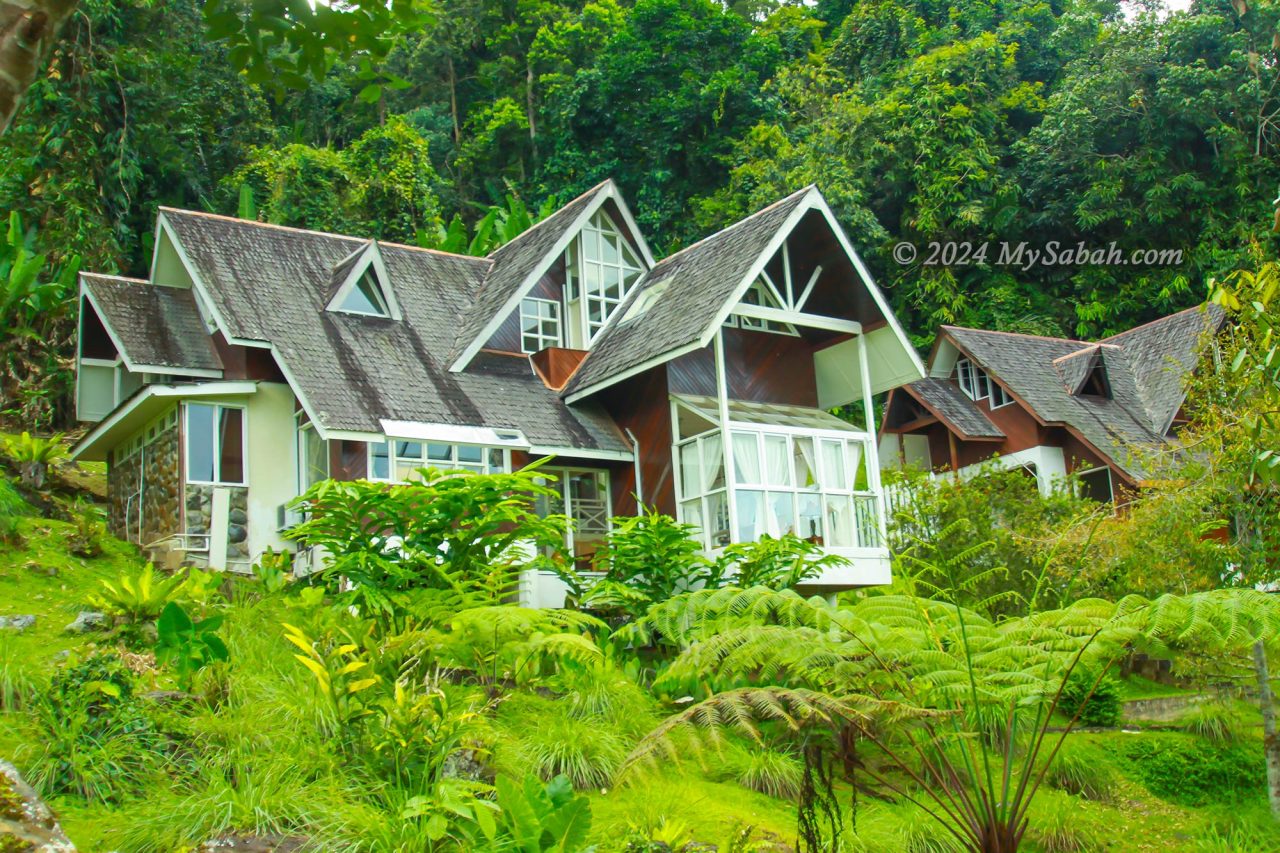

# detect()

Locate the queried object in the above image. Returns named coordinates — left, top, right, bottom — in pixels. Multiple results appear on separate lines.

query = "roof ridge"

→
left=81, top=271, right=150, bottom=285
left=1098, top=302, right=1213, bottom=343
left=648, top=185, right=815, bottom=270
left=158, top=207, right=489, bottom=263
left=943, top=325, right=1093, bottom=346
left=484, top=179, right=614, bottom=261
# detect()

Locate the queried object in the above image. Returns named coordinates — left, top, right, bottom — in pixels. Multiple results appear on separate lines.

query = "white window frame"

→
left=519, top=297, right=563, bottom=353
left=295, top=413, right=329, bottom=495
left=113, top=407, right=179, bottom=465
left=366, top=439, right=510, bottom=482
left=564, top=209, right=644, bottom=346
left=955, top=357, right=1012, bottom=407
left=1074, top=465, right=1115, bottom=504
left=184, top=402, right=248, bottom=486
left=724, top=279, right=799, bottom=336
left=675, top=424, right=879, bottom=552
left=535, top=467, right=613, bottom=561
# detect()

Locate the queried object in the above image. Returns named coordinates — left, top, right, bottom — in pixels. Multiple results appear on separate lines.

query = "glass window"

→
left=792, top=437, right=817, bottom=490
left=732, top=432, right=762, bottom=485
left=370, top=441, right=390, bottom=480
left=372, top=440, right=506, bottom=482
left=735, top=279, right=798, bottom=336
left=339, top=267, right=390, bottom=316
left=185, top=402, right=245, bottom=485
left=520, top=298, right=562, bottom=353
left=298, top=422, right=328, bottom=492
left=564, top=209, right=644, bottom=344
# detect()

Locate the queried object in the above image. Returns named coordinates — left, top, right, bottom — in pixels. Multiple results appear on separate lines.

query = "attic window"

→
left=724, top=280, right=798, bottom=336
left=954, top=357, right=1012, bottom=407
left=340, top=268, right=391, bottom=317
left=1079, top=362, right=1112, bottom=398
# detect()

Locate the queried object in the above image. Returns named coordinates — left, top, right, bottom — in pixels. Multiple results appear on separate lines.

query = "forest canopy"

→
left=2, top=0, right=1277, bottom=344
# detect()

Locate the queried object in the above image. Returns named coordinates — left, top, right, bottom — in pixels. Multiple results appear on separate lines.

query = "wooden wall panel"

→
left=666, top=331, right=819, bottom=407
left=598, top=365, right=675, bottom=516
left=485, top=256, right=568, bottom=354
left=213, top=333, right=286, bottom=382
left=330, top=439, right=367, bottom=481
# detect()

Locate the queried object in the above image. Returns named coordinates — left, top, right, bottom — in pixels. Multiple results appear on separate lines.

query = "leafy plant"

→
left=716, top=534, right=846, bottom=590
left=1058, top=668, right=1122, bottom=729
left=91, top=563, right=185, bottom=627
left=1044, top=741, right=1116, bottom=801
left=3, top=431, right=66, bottom=490
left=481, top=773, right=594, bottom=852
left=67, top=497, right=105, bottom=557
left=287, top=466, right=566, bottom=628
left=1180, top=700, right=1247, bottom=744
left=1027, top=795, right=1101, bottom=853
left=154, top=601, right=230, bottom=691
left=282, top=621, right=380, bottom=739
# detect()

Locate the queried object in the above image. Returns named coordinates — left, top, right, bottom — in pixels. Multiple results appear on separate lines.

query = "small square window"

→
left=520, top=298, right=562, bottom=353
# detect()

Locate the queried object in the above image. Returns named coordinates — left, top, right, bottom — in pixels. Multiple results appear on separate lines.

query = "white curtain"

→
left=793, top=437, right=818, bottom=490
left=765, top=435, right=790, bottom=486
left=732, top=432, right=762, bottom=485
left=702, top=434, right=725, bottom=492
left=820, top=440, right=847, bottom=491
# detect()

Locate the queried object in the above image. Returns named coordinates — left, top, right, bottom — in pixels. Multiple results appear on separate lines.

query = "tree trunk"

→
left=526, top=63, right=538, bottom=163
left=1253, top=639, right=1280, bottom=820
left=447, top=55, right=460, bottom=146
left=0, top=0, right=77, bottom=134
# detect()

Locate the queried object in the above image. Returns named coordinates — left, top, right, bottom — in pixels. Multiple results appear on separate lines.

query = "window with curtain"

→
left=297, top=419, right=328, bottom=492
left=678, top=426, right=879, bottom=551
left=185, top=402, right=246, bottom=485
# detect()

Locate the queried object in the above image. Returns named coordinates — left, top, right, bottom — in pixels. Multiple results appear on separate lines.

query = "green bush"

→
left=1029, top=794, right=1103, bottom=852
left=1044, top=740, right=1117, bottom=801
left=1058, top=668, right=1122, bottom=728
left=497, top=694, right=629, bottom=790
left=1114, top=732, right=1265, bottom=806
left=1179, top=699, right=1246, bottom=744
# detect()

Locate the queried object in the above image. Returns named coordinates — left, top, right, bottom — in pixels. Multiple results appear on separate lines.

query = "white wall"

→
left=245, top=382, right=297, bottom=561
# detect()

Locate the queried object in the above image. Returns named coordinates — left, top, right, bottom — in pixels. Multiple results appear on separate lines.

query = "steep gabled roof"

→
left=80, top=273, right=222, bottom=374
left=562, top=187, right=814, bottom=397
left=448, top=181, right=646, bottom=369
left=154, top=209, right=630, bottom=454
left=904, top=378, right=1004, bottom=440
left=1100, top=303, right=1225, bottom=433
left=938, top=309, right=1220, bottom=481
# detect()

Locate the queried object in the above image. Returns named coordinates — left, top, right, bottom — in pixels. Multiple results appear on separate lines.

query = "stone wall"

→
left=185, top=484, right=250, bottom=562
left=106, top=454, right=142, bottom=541
left=105, top=421, right=181, bottom=546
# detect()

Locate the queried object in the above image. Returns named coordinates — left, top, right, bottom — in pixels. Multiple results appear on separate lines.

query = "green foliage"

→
left=1044, top=741, right=1116, bottom=801
left=66, top=497, right=106, bottom=558
left=1179, top=700, right=1247, bottom=745
left=0, top=477, right=26, bottom=548
left=575, top=510, right=714, bottom=619
left=1027, top=794, right=1103, bottom=853
left=508, top=695, right=629, bottom=788
left=155, top=601, right=230, bottom=690
left=486, top=773, right=594, bottom=852
left=433, top=192, right=559, bottom=256
left=25, top=652, right=163, bottom=802
left=1114, top=732, right=1266, bottom=807
left=90, top=563, right=185, bottom=627
left=723, top=741, right=803, bottom=801
left=1058, top=668, right=1122, bottom=729
left=715, top=534, right=844, bottom=590
left=287, top=467, right=566, bottom=627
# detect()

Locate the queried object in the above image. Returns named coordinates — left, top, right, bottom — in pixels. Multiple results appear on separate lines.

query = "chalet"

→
left=70, top=181, right=925, bottom=605
left=878, top=305, right=1225, bottom=502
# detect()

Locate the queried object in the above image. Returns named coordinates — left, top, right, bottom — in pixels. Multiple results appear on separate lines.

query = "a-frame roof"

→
left=79, top=272, right=223, bottom=375
left=447, top=180, right=654, bottom=370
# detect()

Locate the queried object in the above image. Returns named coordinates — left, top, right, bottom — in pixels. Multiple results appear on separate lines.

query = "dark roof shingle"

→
left=81, top=273, right=222, bottom=373
left=905, top=378, right=1004, bottom=439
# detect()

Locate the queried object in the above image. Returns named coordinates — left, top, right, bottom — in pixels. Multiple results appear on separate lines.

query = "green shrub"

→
left=1058, top=668, right=1122, bottom=728
left=498, top=694, right=628, bottom=790
left=1114, top=732, right=1265, bottom=806
left=25, top=652, right=164, bottom=802
left=0, top=638, right=34, bottom=711
left=1194, top=802, right=1280, bottom=852
left=1180, top=699, right=1246, bottom=743
left=717, top=741, right=802, bottom=801
left=1044, top=740, right=1116, bottom=800
left=1028, top=795, right=1102, bottom=852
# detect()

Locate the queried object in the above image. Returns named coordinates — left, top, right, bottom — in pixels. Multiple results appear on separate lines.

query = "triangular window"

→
left=327, top=241, right=400, bottom=320
left=342, top=268, right=390, bottom=316
left=1080, top=363, right=1111, bottom=398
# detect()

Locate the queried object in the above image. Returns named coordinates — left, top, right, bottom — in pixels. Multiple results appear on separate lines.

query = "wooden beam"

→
left=731, top=304, right=861, bottom=335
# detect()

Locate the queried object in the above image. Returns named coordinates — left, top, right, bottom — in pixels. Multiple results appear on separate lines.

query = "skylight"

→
left=340, top=269, right=390, bottom=317
left=327, top=241, right=400, bottom=320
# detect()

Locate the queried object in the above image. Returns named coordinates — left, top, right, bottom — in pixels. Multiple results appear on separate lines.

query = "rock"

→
left=141, top=690, right=198, bottom=706
left=64, top=611, right=107, bottom=634
left=0, top=616, right=35, bottom=633
left=228, top=508, right=248, bottom=525
left=0, top=759, right=77, bottom=852
left=227, top=524, right=247, bottom=544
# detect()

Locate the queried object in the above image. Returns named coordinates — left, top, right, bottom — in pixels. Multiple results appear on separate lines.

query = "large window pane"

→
left=370, top=441, right=390, bottom=479
left=299, top=424, right=327, bottom=490
left=793, top=437, right=817, bottom=490
left=820, top=440, right=847, bottom=491
left=731, top=432, right=762, bottom=485
left=682, top=499, right=704, bottom=544
left=702, top=434, right=725, bottom=492
left=186, top=403, right=216, bottom=483
left=737, top=489, right=763, bottom=542
left=679, top=442, right=700, bottom=500
left=797, top=493, right=822, bottom=542
left=768, top=492, right=795, bottom=537
left=826, top=495, right=854, bottom=547
left=219, top=407, right=245, bottom=484
left=764, top=435, right=790, bottom=486
left=706, top=492, right=731, bottom=548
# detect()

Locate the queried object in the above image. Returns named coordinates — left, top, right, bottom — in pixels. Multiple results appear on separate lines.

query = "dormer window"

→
left=520, top=298, right=562, bottom=353
left=954, top=357, right=1012, bottom=407
left=343, top=268, right=390, bottom=316
left=1079, top=361, right=1111, bottom=398
left=327, top=241, right=401, bottom=320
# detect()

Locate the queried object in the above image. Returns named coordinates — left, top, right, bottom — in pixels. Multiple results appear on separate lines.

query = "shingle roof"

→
left=1100, top=303, right=1225, bottom=433
left=941, top=309, right=1221, bottom=480
left=81, top=273, right=222, bottom=373
left=905, top=378, right=1004, bottom=439
left=563, top=187, right=813, bottom=396
left=157, top=209, right=630, bottom=454
left=448, top=181, right=614, bottom=366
